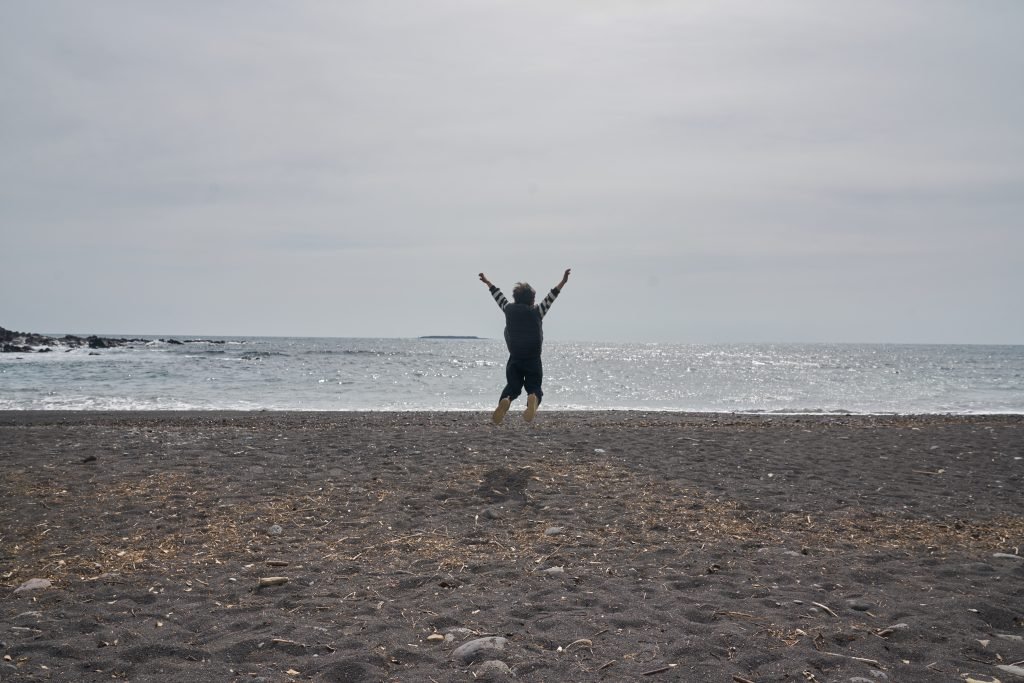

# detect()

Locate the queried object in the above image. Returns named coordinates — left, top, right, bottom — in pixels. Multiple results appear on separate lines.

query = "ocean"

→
left=1, top=337, right=1022, bottom=414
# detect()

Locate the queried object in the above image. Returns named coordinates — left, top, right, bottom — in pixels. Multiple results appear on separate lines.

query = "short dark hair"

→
left=512, top=282, right=536, bottom=305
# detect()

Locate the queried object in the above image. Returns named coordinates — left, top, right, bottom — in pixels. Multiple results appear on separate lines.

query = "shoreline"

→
left=2, top=411, right=1022, bottom=681
left=4, top=409, right=1024, bottom=420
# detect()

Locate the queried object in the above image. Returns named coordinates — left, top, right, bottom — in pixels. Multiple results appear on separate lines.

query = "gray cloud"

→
left=1, top=1, right=1021, bottom=342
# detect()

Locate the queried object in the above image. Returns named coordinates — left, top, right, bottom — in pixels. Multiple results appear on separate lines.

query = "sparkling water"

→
left=1, top=337, right=1022, bottom=413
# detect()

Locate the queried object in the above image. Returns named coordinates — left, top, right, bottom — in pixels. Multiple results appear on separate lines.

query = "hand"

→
left=558, top=268, right=571, bottom=289
left=479, top=273, right=492, bottom=287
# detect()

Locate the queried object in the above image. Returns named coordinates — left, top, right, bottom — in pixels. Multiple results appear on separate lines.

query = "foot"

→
left=492, top=398, right=511, bottom=425
left=524, top=394, right=539, bottom=422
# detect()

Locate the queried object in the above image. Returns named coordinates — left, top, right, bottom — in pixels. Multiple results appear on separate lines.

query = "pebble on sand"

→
left=452, top=636, right=508, bottom=664
left=477, top=660, right=512, bottom=676
left=13, top=578, right=52, bottom=594
left=537, top=566, right=565, bottom=576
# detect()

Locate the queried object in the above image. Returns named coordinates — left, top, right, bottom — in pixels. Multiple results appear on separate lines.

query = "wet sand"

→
left=1, top=411, right=1022, bottom=682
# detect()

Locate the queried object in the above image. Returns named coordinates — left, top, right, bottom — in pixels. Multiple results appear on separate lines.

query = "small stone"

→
left=13, top=578, right=52, bottom=594
left=538, top=566, right=565, bottom=576
left=996, top=665, right=1024, bottom=679
left=992, top=553, right=1022, bottom=561
left=995, top=634, right=1024, bottom=643
left=544, top=526, right=564, bottom=536
left=426, top=633, right=445, bottom=642
left=452, top=636, right=508, bottom=664
left=267, top=525, right=283, bottom=536
left=964, top=676, right=1001, bottom=683
left=477, top=660, right=512, bottom=676
left=846, top=598, right=874, bottom=611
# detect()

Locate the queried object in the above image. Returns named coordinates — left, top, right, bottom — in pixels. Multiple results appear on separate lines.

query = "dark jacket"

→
left=489, top=285, right=560, bottom=360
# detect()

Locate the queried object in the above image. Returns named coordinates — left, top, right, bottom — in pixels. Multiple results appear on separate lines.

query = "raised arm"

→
left=479, top=272, right=508, bottom=310
left=555, top=268, right=570, bottom=292
left=539, top=268, right=571, bottom=318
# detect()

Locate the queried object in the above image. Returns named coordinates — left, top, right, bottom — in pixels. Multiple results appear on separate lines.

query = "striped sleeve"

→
left=538, top=288, right=560, bottom=318
left=489, top=286, right=509, bottom=310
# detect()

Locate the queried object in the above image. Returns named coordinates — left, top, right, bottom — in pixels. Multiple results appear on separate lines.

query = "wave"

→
left=300, top=349, right=406, bottom=357
left=240, top=351, right=288, bottom=361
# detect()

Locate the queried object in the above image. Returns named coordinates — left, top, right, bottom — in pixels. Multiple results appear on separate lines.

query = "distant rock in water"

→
left=1, top=325, right=145, bottom=353
left=1, top=325, right=243, bottom=353
left=419, top=335, right=483, bottom=340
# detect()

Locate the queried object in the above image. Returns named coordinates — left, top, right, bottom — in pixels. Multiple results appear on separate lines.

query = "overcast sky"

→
left=1, top=2, right=1021, bottom=343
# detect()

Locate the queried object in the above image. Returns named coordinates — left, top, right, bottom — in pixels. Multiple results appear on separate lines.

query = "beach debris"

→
left=993, top=553, right=1022, bottom=561
left=811, top=601, right=839, bottom=617
left=544, top=526, right=564, bottom=536
left=996, top=666, right=1024, bottom=679
left=818, top=651, right=884, bottom=669
left=81, top=455, right=97, bottom=464
left=257, top=576, right=289, bottom=588
left=537, top=566, right=565, bottom=576
left=874, top=623, right=909, bottom=638
left=266, top=560, right=290, bottom=567
left=13, top=578, right=51, bottom=594
left=594, top=448, right=606, bottom=453
left=452, top=636, right=508, bottom=664
left=14, top=611, right=43, bottom=621
left=733, top=676, right=756, bottom=683
left=641, top=663, right=677, bottom=675
left=267, top=524, right=283, bottom=536
left=443, top=627, right=477, bottom=644
left=562, top=638, right=592, bottom=652
left=964, top=675, right=1002, bottom=683
left=477, top=660, right=512, bottom=676
left=426, top=633, right=445, bottom=642
left=994, top=633, right=1024, bottom=642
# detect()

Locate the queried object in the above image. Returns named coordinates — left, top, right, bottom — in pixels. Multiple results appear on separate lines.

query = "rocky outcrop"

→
left=0, top=326, right=147, bottom=352
left=1, top=326, right=236, bottom=353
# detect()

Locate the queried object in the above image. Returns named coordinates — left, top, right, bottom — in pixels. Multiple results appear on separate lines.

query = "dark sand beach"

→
left=1, top=411, right=1022, bottom=682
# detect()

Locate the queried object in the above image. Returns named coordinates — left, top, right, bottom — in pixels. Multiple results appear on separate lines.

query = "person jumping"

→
left=478, top=268, right=571, bottom=424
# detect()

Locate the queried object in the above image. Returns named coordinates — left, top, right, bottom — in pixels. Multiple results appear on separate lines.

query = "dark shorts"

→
left=501, top=356, right=543, bottom=404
